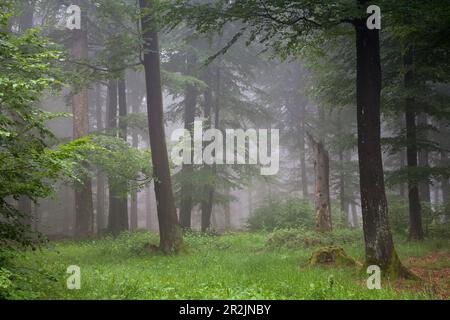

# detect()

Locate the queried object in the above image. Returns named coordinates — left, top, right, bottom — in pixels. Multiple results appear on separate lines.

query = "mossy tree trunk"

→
left=354, top=6, right=413, bottom=278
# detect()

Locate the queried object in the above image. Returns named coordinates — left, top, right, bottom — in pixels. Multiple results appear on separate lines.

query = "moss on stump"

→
left=309, top=246, right=361, bottom=267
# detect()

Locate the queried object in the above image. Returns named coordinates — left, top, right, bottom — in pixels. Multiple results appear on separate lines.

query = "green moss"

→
left=309, top=246, right=361, bottom=267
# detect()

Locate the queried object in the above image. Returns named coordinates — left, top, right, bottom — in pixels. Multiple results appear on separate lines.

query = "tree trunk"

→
left=95, top=83, right=105, bottom=235
left=404, top=47, right=423, bottom=240
left=106, top=79, right=129, bottom=235
left=338, top=149, right=347, bottom=226
left=417, top=114, right=431, bottom=204
left=307, top=132, right=332, bottom=232
left=179, top=54, right=198, bottom=230
left=224, top=187, right=231, bottom=231
left=354, top=12, right=412, bottom=278
left=130, top=130, right=139, bottom=231
left=139, top=0, right=182, bottom=253
left=201, top=68, right=218, bottom=232
left=299, top=103, right=309, bottom=199
left=72, top=10, right=93, bottom=237
left=117, top=78, right=129, bottom=231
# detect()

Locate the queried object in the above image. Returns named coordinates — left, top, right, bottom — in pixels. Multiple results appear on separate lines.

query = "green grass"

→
left=4, top=230, right=449, bottom=300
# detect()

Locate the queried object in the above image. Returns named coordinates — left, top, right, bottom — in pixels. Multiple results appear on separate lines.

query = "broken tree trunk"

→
left=307, top=132, right=332, bottom=232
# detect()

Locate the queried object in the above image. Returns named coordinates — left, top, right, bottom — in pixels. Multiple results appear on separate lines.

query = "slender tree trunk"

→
left=354, top=12, right=412, bottom=277
left=404, top=47, right=423, bottom=240
left=338, top=149, right=347, bottom=225
left=307, top=132, right=332, bottom=232
left=299, top=103, right=309, bottom=199
left=139, top=0, right=182, bottom=253
left=224, top=188, right=231, bottom=231
left=201, top=68, right=218, bottom=232
left=72, top=7, right=93, bottom=237
left=417, top=114, right=431, bottom=204
left=179, top=54, right=198, bottom=230
left=399, top=149, right=406, bottom=198
left=129, top=77, right=142, bottom=231
left=130, top=132, right=139, bottom=231
left=116, top=78, right=129, bottom=232
left=95, top=83, right=105, bottom=235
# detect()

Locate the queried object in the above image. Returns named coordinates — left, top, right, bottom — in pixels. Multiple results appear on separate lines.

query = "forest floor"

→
left=5, top=230, right=450, bottom=300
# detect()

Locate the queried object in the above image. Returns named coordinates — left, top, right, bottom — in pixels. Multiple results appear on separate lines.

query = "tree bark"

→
left=307, top=132, right=332, bottom=232
left=404, top=47, right=423, bottom=240
left=139, top=0, right=182, bottom=253
left=354, top=11, right=412, bottom=277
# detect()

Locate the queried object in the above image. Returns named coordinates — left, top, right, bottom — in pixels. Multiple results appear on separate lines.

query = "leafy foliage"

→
left=52, top=135, right=152, bottom=193
left=0, top=3, right=68, bottom=249
left=247, top=198, right=314, bottom=231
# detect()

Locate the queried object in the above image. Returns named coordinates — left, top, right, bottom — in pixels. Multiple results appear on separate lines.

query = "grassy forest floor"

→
left=4, top=230, right=450, bottom=300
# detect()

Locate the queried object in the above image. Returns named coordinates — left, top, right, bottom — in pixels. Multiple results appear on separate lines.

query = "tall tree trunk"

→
left=130, top=130, right=139, bottom=231
left=201, top=68, right=219, bottom=232
left=72, top=5, right=93, bottom=237
left=417, top=114, right=431, bottom=204
left=95, top=83, right=105, bottom=235
left=299, top=103, right=309, bottom=199
left=307, top=132, right=332, bottom=232
left=404, top=47, right=423, bottom=240
left=139, top=0, right=182, bottom=253
left=117, top=78, right=129, bottom=232
left=179, top=54, right=198, bottom=230
left=399, top=149, right=406, bottom=198
left=106, top=79, right=129, bottom=235
left=338, top=149, right=347, bottom=226
left=354, top=11, right=412, bottom=278
left=129, top=76, right=142, bottom=231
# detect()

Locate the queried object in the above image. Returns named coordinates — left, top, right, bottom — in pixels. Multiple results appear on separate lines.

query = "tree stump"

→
left=308, top=246, right=361, bottom=267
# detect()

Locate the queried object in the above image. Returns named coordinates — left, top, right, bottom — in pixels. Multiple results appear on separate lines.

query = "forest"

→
left=0, top=0, right=449, bottom=301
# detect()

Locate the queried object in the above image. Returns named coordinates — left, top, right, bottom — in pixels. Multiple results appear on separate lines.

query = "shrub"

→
left=247, top=199, right=315, bottom=231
